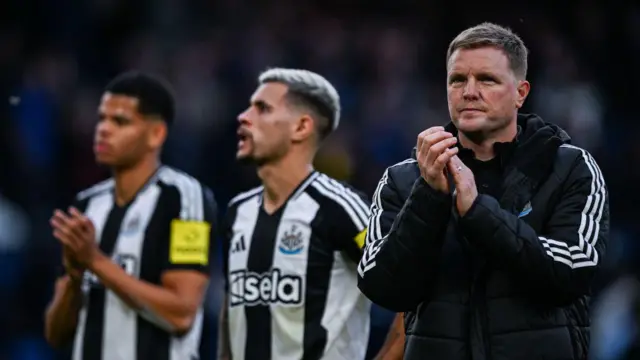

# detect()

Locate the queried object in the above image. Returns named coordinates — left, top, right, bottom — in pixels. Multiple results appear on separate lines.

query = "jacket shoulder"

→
left=384, top=158, right=420, bottom=200
left=553, top=144, right=602, bottom=182
left=557, top=144, right=586, bottom=163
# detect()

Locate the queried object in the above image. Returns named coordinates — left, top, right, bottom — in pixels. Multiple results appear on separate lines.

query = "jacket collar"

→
left=409, top=114, right=569, bottom=214
left=410, top=114, right=570, bottom=174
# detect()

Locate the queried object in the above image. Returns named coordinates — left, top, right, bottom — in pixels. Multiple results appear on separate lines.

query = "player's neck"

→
left=458, top=120, right=517, bottom=161
left=112, top=156, right=161, bottom=207
left=258, top=153, right=314, bottom=214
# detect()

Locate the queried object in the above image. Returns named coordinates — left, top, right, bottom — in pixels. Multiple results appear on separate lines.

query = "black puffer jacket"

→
left=357, top=115, right=609, bottom=360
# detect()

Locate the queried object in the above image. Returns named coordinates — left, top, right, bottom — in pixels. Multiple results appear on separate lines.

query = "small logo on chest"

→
left=230, top=234, right=247, bottom=254
left=278, top=225, right=304, bottom=255
left=519, top=202, right=533, bottom=218
left=121, top=214, right=141, bottom=236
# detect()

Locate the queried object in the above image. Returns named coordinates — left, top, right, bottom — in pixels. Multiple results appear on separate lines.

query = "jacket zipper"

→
left=464, top=236, right=492, bottom=360
left=474, top=268, right=493, bottom=360
left=461, top=224, right=493, bottom=360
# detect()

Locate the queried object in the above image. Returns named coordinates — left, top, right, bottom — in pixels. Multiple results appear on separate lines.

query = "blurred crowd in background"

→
left=0, top=0, right=639, bottom=359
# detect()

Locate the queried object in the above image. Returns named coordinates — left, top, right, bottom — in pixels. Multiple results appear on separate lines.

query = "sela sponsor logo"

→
left=229, top=269, right=303, bottom=307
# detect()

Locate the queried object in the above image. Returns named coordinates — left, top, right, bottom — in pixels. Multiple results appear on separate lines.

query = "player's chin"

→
left=95, top=154, right=117, bottom=166
left=236, top=150, right=256, bottom=164
left=455, top=113, right=488, bottom=133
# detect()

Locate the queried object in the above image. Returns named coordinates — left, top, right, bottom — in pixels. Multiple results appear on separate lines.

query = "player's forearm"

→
left=374, top=314, right=405, bottom=360
left=217, top=296, right=231, bottom=360
left=44, top=275, right=84, bottom=348
left=89, top=254, right=197, bottom=333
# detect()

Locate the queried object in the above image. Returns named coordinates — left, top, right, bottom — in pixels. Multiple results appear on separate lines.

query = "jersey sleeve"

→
left=326, top=182, right=371, bottom=264
left=161, top=185, right=218, bottom=275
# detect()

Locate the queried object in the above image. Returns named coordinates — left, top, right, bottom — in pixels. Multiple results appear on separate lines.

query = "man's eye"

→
left=254, top=102, right=269, bottom=113
left=113, top=116, right=129, bottom=125
left=478, top=76, right=497, bottom=83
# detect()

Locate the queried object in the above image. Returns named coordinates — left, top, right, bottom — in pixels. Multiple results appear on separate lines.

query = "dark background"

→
left=0, top=0, right=638, bottom=359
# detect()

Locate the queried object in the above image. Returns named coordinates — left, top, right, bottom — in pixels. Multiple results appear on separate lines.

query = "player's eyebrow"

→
left=97, top=111, right=131, bottom=124
left=252, top=99, right=272, bottom=111
left=447, top=73, right=466, bottom=83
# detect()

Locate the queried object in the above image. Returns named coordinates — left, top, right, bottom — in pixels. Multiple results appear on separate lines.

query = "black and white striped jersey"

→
left=222, top=171, right=371, bottom=360
left=69, top=165, right=217, bottom=360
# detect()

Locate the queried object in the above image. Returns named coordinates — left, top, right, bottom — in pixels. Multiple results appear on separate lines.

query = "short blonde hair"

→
left=447, top=22, right=529, bottom=79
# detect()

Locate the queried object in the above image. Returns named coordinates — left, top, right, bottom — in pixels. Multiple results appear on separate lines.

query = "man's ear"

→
left=148, top=120, right=168, bottom=149
left=291, top=115, right=315, bottom=143
left=515, top=80, right=531, bottom=109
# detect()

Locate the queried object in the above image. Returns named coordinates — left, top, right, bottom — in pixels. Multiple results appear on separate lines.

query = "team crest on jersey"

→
left=278, top=225, right=304, bottom=255
left=121, top=214, right=141, bottom=236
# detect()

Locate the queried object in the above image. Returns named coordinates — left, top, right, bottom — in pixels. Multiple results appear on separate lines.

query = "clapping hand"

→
left=50, top=207, right=102, bottom=269
left=416, top=127, right=459, bottom=193
left=447, top=155, right=478, bottom=216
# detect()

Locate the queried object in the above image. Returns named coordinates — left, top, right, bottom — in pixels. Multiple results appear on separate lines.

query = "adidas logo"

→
left=231, top=234, right=247, bottom=253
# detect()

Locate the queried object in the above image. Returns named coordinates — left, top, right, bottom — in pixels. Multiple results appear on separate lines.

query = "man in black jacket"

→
left=357, top=22, right=609, bottom=360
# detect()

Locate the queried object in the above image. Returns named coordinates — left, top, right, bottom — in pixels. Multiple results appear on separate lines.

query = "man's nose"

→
left=462, top=78, right=480, bottom=99
left=96, top=119, right=112, bottom=135
left=237, top=109, right=251, bottom=125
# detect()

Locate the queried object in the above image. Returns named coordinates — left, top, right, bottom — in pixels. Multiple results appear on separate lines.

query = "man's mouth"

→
left=237, top=130, right=251, bottom=147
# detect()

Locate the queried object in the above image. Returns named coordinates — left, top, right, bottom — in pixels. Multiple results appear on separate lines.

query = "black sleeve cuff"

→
left=459, top=194, right=501, bottom=243
left=406, top=177, right=452, bottom=219
left=164, top=263, right=211, bottom=275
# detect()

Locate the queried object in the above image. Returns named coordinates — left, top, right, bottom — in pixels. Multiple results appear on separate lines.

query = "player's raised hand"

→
left=51, top=207, right=100, bottom=268
left=416, top=127, right=459, bottom=193
left=447, top=155, right=478, bottom=216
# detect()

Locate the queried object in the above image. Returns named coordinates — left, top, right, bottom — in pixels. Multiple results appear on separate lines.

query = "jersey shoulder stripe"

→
left=157, top=166, right=206, bottom=221
left=76, top=178, right=115, bottom=201
left=228, top=186, right=263, bottom=208
left=310, top=173, right=370, bottom=231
